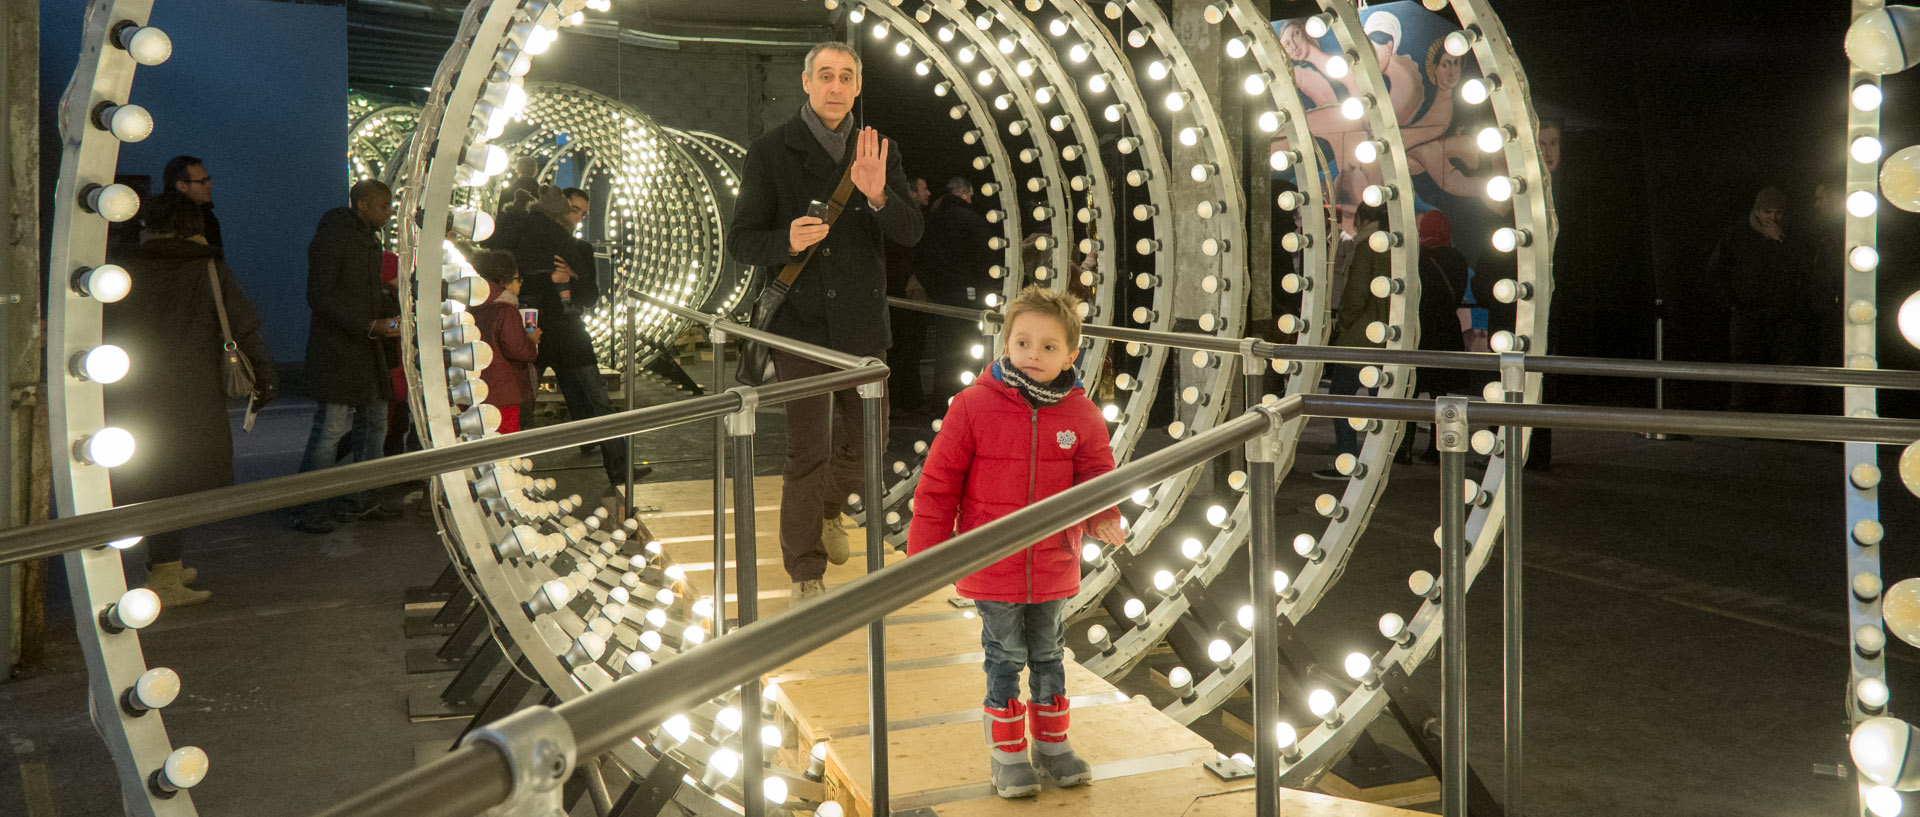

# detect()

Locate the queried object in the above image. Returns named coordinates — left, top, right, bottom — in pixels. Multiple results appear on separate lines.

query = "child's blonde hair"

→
left=1003, top=284, right=1084, bottom=350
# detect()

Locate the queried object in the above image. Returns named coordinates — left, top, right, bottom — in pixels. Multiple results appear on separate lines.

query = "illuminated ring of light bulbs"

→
left=385, top=3, right=827, bottom=813
left=45, top=2, right=212, bottom=810
left=662, top=128, right=755, bottom=316
left=346, top=97, right=423, bottom=189
left=1841, top=3, right=1896, bottom=812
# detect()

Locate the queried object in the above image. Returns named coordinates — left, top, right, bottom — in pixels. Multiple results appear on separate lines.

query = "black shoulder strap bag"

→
left=734, top=155, right=860, bottom=387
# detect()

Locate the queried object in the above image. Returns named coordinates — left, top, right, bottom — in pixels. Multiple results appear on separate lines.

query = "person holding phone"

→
left=470, top=250, right=542, bottom=433
left=727, top=41, right=924, bottom=602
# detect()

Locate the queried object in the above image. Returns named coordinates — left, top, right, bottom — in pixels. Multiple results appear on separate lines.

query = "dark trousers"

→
left=890, top=306, right=928, bottom=415
left=1326, top=363, right=1365, bottom=457
left=772, top=349, right=889, bottom=582
left=548, top=361, right=629, bottom=486
left=1730, top=311, right=1813, bottom=414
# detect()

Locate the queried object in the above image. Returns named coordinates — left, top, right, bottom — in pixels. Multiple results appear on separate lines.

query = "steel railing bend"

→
left=311, top=402, right=1293, bottom=817
left=0, top=364, right=885, bottom=568
left=887, top=297, right=1920, bottom=391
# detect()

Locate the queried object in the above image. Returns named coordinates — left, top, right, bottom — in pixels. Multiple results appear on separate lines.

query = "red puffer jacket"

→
left=907, top=368, right=1121, bottom=603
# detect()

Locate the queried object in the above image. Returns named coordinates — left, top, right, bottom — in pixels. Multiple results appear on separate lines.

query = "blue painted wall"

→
left=41, top=0, right=349, bottom=365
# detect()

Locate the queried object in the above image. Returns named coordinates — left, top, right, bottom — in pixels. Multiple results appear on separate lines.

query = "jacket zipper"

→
left=1027, top=406, right=1039, bottom=604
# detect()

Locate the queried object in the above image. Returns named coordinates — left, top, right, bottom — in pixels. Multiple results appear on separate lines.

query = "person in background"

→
left=470, top=249, right=541, bottom=433
left=1711, top=184, right=1813, bottom=414
left=292, top=180, right=401, bottom=534
left=163, top=155, right=221, bottom=251
left=886, top=176, right=934, bottom=418
left=918, top=177, right=995, bottom=405
left=104, top=191, right=277, bottom=605
left=1315, top=201, right=1391, bottom=480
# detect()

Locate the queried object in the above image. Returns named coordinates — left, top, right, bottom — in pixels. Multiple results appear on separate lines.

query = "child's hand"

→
left=1089, top=518, right=1124, bottom=545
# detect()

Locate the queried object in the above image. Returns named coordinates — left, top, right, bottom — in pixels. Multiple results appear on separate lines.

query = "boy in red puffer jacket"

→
left=908, top=285, right=1124, bottom=798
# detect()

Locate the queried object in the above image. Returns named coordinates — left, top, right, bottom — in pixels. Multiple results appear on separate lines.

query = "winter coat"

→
left=1331, top=239, right=1391, bottom=348
left=726, top=108, right=924, bottom=357
left=906, top=370, right=1122, bottom=603
left=1709, top=218, right=1811, bottom=319
left=915, top=196, right=995, bottom=306
left=487, top=208, right=601, bottom=370
left=304, top=206, right=393, bottom=405
left=103, top=237, right=277, bottom=505
left=472, top=291, right=539, bottom=409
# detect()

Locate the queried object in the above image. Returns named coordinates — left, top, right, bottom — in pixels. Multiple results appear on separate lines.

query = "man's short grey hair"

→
left=945, top=177, right=973, bottom=197
left=804, top=41, right=863, bottom=77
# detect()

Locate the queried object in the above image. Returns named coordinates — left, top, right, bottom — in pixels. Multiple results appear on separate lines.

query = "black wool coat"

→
left=103, top=238, right=277, bottom=504
left=487, top=209, right=601, bottom=370
left=304, top=206, right=393, bottom=405
left=727, top=109, right=924, bottom=357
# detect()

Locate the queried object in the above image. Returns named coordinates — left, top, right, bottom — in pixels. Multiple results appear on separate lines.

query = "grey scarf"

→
left=799, top=102, right=852, bottom=165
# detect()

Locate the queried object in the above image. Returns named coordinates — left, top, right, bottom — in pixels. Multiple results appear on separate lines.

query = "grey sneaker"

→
left=1031, top=742, right=1092, bottom=787
left=821, top=518, right=850, bottom=565
left=791, top=579, right=826, bottom=603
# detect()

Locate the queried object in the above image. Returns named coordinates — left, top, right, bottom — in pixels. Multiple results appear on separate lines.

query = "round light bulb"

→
left=1867, top=786, right=1904, bottom=817
left=161, top=746, right=209, bottom=790
left=1123, top=597, right=1146, bottom=621
left=1182, top=537, right=1204, bottom=562
left=1082, top=542, right=1102, bottom=563
left=75, top=345, right=131, bottom=383
left=1855, top=83, right=1885, bottom=111
left=1854, top=136, right=1886, bottom=164
left=1326, top=54, right=1349, bottom=79
left=1344, top=652, right=1372, bottom=680
left=1379, top=612, right=1406, bottom=640
left=1153, top=569, right=1175, bottom=592
left=111, top=587, right=161, bottom=630
left=1851, top=245, right=1881, bottom=272
left=1209, top=638, right=1233, bottom=664
left=1444, top=31, right=1471, bottom=57
left=762, top=724, right=783, bottom=747
left=103, top=104, right=154, bottom=142
left=764, top=775, right=789, bottom=803
left=131, top=667, right=182, bottom=710
left=1243, top=73, right=1268, bottom=95
left=1461, top=78, right=1489, bottom=104
left=1308, top=688, right=1337, bottom=717
left=1238, top=605, right=1254, bottom=630
left=121, top=25, right=173, bottom=65
left=81, top=427, right=136, bottom=467
left=1340, top=97, right=1364, bottom=121
left=86, top=184, right=141, bottom=222
left=1486, top=176, right=1514, bottom=202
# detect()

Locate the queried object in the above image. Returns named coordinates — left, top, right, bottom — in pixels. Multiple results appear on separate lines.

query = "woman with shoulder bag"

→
left=102, top=191, right=278, bottom=606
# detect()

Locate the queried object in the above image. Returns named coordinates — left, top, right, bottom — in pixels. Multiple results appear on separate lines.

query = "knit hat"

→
left=1752, top=186, right=1788, bottom=212
left=1417, top=210, right=1453, bottom=249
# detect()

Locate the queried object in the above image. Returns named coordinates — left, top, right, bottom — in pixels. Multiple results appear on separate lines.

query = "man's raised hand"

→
left=852, top=126, right=889, bottom=206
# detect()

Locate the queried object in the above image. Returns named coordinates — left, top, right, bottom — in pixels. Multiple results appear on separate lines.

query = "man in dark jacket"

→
left=163, top=155, right=222, bottom=251
left=726, top=41, right=923, bottom=600
left=917, top=178, right=997, bottom=405
left=1710, top=185, right=1814, bottom=413
left=293, top=179, right=400, bottom=534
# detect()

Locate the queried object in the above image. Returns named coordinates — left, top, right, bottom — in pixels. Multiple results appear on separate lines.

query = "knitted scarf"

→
left=991, top=357, right=1077, bottom=408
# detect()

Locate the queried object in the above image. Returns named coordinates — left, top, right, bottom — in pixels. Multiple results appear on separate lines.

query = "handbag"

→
left=734, top=156, right=861, bottom=387
left=208, top=260, right=257, bottom=399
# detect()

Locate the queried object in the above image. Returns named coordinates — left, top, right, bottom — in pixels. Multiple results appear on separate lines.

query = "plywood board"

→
left=778, top=661, right=1114, bottom=742
left=931, top=766, right=1247, bottom=817
left=824, top=696, right=1216, bottom=812
left=771, top=616, right=987, bottom=680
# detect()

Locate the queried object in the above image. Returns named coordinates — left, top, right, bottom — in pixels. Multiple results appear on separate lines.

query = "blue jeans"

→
left=976, top=598, right=1068, bottom=709
left=1325, top=364, right=1366, bottom=457
left=295, top=400, right=388, bottom=520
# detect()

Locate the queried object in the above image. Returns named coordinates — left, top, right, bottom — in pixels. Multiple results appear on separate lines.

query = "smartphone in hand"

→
left=806, top=200, right=830, bottom=222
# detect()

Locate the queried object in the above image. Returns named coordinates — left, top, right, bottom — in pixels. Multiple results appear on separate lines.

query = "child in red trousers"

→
left=469, top=250, right=540, bottom=432
left=907, top=285, right=1124, bottom=798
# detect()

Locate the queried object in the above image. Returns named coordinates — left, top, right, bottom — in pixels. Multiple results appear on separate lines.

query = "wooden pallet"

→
left=637, top=478, right=1423, bottom=817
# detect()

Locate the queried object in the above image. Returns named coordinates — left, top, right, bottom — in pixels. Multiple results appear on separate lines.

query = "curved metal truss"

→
left=46, top=0, right=1579, bottom=813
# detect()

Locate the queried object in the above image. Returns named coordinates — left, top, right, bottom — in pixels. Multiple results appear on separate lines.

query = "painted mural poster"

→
left=1277, top=2, right=1531, bottom=340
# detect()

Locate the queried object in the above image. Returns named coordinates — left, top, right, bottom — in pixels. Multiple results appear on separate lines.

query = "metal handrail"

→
left=887, top=296, right=1920, bottom=391
left=311, top=403, right=1293, bottom=817
left=0, top=365, right=885, bottom=567
left=1295, top=394, right=1920, bottom=444
left=635, top=290, right=871, bottom=371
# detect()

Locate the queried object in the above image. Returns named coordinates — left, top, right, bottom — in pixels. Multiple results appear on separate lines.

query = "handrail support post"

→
left=725, top=386, right=764, bottom=817
left=1498, top=353, right=1526, bottom=817
left=1436, top=396, right=1470, bottom=817
left=857, top=362, right=891, bottom=817
left=1245, top=399, right=1282, bottom=817
left=712, top=327, right=729, bottom=638
left=458, top=705, right=575, bottom=817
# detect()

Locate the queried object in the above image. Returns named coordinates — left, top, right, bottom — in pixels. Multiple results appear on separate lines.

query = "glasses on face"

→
left=184, top=176, right=212, bottom=185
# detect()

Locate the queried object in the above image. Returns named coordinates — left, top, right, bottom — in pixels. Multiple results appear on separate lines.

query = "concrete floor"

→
left=2, top=363, right=1916, bottom=817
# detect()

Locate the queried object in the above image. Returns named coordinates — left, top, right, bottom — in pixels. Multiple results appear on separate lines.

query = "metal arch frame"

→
left=910, top=1, right=1074, bottom=300
left=663, top=126, right=754, bottom=315
left=981, top=0, right=1122, bottom=369
left=45, top=1, right=206, bottom=812
left=861, top=3, right=1025, bottom=287
left=1039, top=0, right=1179, bottom=473
left=1841, top=2, right=1886, bottom=813
left=348, top=102, right=425, bottom=185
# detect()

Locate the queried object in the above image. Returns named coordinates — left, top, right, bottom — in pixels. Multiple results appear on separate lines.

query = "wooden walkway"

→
left=640, top=477, right=1419, bottom=817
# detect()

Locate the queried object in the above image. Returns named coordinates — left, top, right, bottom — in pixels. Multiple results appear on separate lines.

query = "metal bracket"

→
left=459, top=705, right=576, bottom=817
left=1498, top=352, right=1525, bottom=397
left=1204, top=753, right=1257, bottom=782
left=857, top=357, right=887, bottom=399
left=1246, top=405, right=1280, bottom=464
left=1436, top=397, right=1469, bottom=454
left=710, top=327, right=725, bottom=347
left=1239, top=337, right=1264, bottom=376
left=725, top=386, right=759, bottom=437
